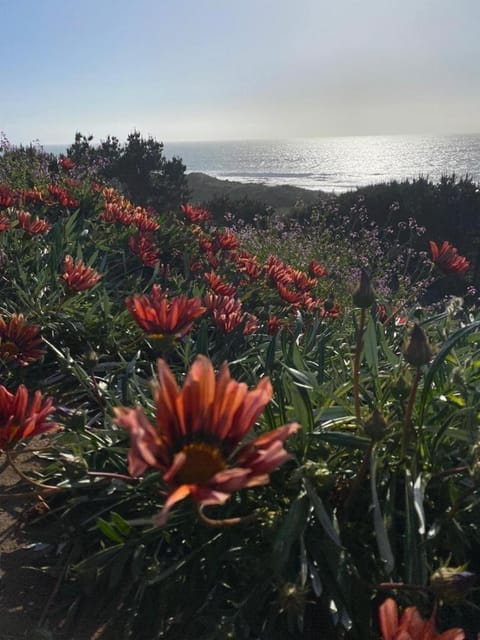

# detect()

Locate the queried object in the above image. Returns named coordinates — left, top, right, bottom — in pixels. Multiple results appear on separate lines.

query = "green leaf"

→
left=370, top=448, right=394, bottom=575
left=420, top=321, right=480, bottom=421
left=362, top=314, right=378, bottom=377
left=110, top=511, right=133, bottom=537
left=272, top=493, right=310, bottom=574
left=305, top=480, right=341, bottom=547
left=404, top=469, right=427, bottom=585
left=312, top=430, right=371, bottom=450
left=96, top=517, right=125, bottom=543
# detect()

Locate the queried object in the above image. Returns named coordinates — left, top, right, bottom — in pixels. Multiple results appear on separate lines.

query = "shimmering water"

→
left=164, top=134, right=480, bottom=193
left=46, top=133, right=480, bottom=194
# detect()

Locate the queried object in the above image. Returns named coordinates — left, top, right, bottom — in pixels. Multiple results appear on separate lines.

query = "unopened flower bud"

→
left=364, top=409, right=387, bottom=441
left=430, top=566, right=476, bottom=605
left=403, top=324, right=432, bottom=367
left=352, top=269, right=375, bottom=308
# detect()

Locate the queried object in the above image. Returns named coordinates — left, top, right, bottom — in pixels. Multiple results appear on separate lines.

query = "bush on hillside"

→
left=67, top=130, right=190, bottom=211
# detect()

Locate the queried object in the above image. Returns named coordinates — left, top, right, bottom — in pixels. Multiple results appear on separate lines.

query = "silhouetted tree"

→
left=67, top=131, right=190, bottom=211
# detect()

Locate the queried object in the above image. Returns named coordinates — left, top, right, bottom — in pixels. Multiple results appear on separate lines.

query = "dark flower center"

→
left=175, top=442, right=226, bottom=485
left=0, top=339, right=20, bottom=358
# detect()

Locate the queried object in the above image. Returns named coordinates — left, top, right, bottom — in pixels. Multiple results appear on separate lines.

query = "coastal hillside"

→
left=186, top=171, right=329, bottom=210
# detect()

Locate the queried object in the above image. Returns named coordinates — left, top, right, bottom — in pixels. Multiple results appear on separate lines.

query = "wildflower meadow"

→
left=0, top=135, right=479, bottom=639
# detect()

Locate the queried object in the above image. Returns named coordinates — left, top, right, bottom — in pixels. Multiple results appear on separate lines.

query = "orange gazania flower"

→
left=204, top=293, right=246, bottom=334
left=126, top=285, right=206, bottom=339
left=100, top=201, right=135, bottom=226
left=0, top=385, right=60, bottom=451
left=0, top=314, right=45, bottom=366
left=215, top=230, right=240, bottom=251
left=0, top=184, right=14, bottom=208
left=132, top=208, right=160, bottom=232
left=181, top=204, right=212, bottom=223
left=267, top=316, right=282, bottom=335
left=266, top=256, right=295, bottom=286
left=277, top=283, right=305, bottom=305
left=236, top=252, right=263, bottom=280
left=47, top=184, right=79, bottom=208
left=204, top=271, right=237, bottom=297
left=16, top=210, right=51, bottom=235
left=429, top=241, right=469, bottom=276
left=59, top=156, right=75, bottom=171
left=0, top=214, right=10, bottom=231
left=61, top=255, right=102, bottom=291
left=115, top=356, right=300, bottom=525
left=17, top=187, right=45, bottom=206
left=128, top=233, right=160, bottom=267
left=379, top=598, right=464, bottom=640
left=290, top=269, right=317, bottom=291
left=308, top=260, right=327, bottom=278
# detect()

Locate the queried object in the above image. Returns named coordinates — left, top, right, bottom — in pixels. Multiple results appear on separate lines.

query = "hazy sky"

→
left=1, top=0, right=479, bottom=144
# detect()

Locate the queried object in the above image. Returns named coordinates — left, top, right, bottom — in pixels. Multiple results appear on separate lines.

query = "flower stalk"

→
left=5, top=449, right=62, bottom=493
left=353, top=307, right=367, bottom=422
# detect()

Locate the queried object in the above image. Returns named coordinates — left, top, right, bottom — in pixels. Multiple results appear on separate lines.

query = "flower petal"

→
left=227, top=377, right=273, bottom=442
left=155, top=484, right=192, bottom=527
left=114, top=406, right=162, bottom=476
left=181, top=355, right=215, bottom=434
left=378, top=598, right=399, bottom=640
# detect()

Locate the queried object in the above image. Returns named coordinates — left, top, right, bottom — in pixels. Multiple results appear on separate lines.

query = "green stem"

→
left=342, top=442, right=374, bottom=522
left=6, top=449, right=63, bottom=493
left=401, top=367, right=421, bottom=459
left=86, top=470, right=139, bottom=483
left=353, top=307, right=367, bottom=422
left=197, top=505, right=258, bottom=528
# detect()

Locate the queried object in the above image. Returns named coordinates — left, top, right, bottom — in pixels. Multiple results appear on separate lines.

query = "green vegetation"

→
left=0, top=135, right=478, bottom=639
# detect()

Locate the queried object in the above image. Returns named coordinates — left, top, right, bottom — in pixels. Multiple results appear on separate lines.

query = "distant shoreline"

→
left=186, top=171, right=330, bottom=210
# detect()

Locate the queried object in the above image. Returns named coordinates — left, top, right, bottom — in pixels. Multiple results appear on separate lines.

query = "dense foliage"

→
left=0, top=138, right=479, bottom=639
left=66, top=130, right=190, bottom=211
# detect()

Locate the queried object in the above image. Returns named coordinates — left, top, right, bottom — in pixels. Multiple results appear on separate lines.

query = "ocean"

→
left=46, top=133, right=480, bottom=194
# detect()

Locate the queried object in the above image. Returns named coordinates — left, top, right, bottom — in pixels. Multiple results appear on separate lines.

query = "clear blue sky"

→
left=1, top=0, right=479, bottom=144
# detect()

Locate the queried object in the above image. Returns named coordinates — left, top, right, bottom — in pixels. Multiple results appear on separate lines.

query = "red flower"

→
left=199, top=235, right=214, bottom=252
left=204, top=271, right=237, bottom=297
left=308, top=260, right=327, bottom=278
left=114, top=356, right=299, bottom=525
left=215, top=230, right=240, bottom=251
left=0, top=314, right=45, bottom=366
left=61, top=255, right=102, bottom=291
left=206, top=250, right=220, bottom=270
left=242, top=313, right=259, bottom=335
left=47, top=184, right=79, bottom=208
left=100, top=202, right=135, bottom=226
left=0, top=184, right=14, bottom=208
left=267, top=316, right=282, bottom=335
left=320, top=298, right=341, bottom=318
left=205, top=294, right=246, bottom=334
left=379, top=598, right=464, bottom=640
left=181, top=204, right=212, bottom=223
left=0, top=214, right=10, bottom=231
left=290, top=269, right=317, bottom=291
left=277, top=283, right=304, bottom=305
left=128, top=233, right=160, bottom=267
left=17, top=187, right=45, bottom=206
left=266, top=256, right=294, bottom=286
left=59, top=157, right=75, bottom=171
left=126, top=285, right=206, bottom=339
left=236, top=252, right=263, bottom=280
left=0, top=385, right=60, bottom=451
left=429, top=241, right=469, bottom=276
left=132, top=208, right=160, bottom=232
left=16, top=210, right=51, bottom=235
